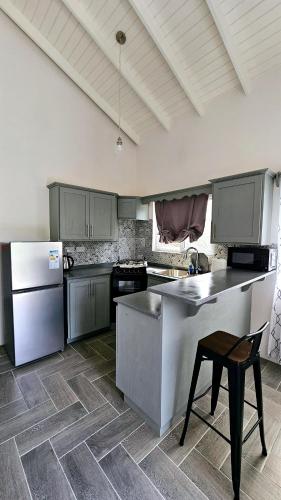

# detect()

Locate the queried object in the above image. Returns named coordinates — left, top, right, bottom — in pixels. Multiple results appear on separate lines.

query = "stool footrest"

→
left=191, top=409, right=231, bottom=444
left=242, top=418, right=263, bottom=444
left=219, top=385, right=258, bottom=410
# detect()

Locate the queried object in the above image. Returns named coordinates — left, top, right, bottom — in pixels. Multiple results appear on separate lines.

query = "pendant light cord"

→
left=118, top=42, right=121, bottom=136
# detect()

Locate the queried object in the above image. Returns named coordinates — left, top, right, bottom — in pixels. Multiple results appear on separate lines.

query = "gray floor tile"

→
left=72, top=341, right=97, bottom=359
left=195, top=403, right=254, bottom=469
left=0, top=399, right=56, bottom=444
left=242, top=410, right=281, bottom=471
left=83, top=358, right=116, bottom=382
left=60, top=344, right=82, bottom=359
left=59, top=355, right=105, bottom=380
left=93, top=374, right=128, bottom=414
left=88, top=339, right=116, bottom=360
left=36, top=353, right=83, bottom=379
left=16, top=401, right=86, bottom=455
left=68, top=373, right=106, bottom=412
left=0, top=439, right=31, bottom=499
left=61, top=442, right=118, bottom=500
left=262, top=360, right=281, bottom=389
left=17, top=372, right=49, bottom=409
left=263, top=427, right=281, bottom=487
left=140, top=446, right=206, bottom=499
left=52, top=403, right=118, bottom=458
left=180, top=449, right=250, bottom=500
left=22, top=440, right=75, bottom=500
left=100, top=444, right=162, bottom=499
left=0, top=371, right=21, bottom=407
left=159, top=406, right=222, bottom=466
left=122, top=422, right=171, bottom=464
left=221, top=453, right=281, bottom=500
left=87, top=409, right=143, bottom=461
left=13, top=353, right=63, bottom=379
left=42, top=373, right=78, bottom=410
left=0, top=398, right=27, bottom=425
left=0, top=355, right=13, bottom=374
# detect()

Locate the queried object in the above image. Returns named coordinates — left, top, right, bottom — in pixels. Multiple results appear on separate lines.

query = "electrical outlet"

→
left=65, top=247, right=75, bottom=253
left=76, top=246, right=85, bottom=253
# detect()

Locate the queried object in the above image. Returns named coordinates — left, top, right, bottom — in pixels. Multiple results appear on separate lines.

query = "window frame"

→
left=152, top=196, right=215, bottom=256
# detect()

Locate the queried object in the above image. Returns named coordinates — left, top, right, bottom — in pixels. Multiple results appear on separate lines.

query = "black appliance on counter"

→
left=111, top=260, right=147, bottom=321
left=227, top=246, right=277, bottom=271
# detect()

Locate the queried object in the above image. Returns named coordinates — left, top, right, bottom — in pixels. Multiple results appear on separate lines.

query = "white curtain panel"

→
left=268, top=183, right=281, bottom=363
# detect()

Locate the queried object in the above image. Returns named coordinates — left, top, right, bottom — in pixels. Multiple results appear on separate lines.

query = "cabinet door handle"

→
left=91, top=283, right=94, bottom=296
left=214, top=223, right=216, bottom=239
left=89, top=225, right=92, bottom=238
left=88, top=283, right=90, bottom=297
left=86, top=224, right=89, bottom=238
left=91, top=224, right=94, bottom=238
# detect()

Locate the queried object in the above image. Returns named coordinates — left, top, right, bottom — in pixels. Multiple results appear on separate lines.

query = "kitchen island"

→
left=114, top=269, right=276, bottom=436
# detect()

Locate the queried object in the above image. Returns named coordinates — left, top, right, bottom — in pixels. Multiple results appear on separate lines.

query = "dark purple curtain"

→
left=155, top=193, right=208, bottom=244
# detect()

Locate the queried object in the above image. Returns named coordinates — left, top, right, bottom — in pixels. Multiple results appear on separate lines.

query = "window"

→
left=152, top=197, right=215, bottom=255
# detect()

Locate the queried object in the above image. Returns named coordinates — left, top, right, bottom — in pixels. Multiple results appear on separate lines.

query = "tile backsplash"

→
left=64, top=219, right=227, bottom=267
left=64, top=220, right=136, bottom=265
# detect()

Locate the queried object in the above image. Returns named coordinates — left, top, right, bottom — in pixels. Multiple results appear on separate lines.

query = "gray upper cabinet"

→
left=48, top=183, right=118, bottom=241
left=90, top=193, right=118, bottom=240
left=211, top=170, right=274, bottom=245
left=118, top=197, right=149, bottom=220
left=67, top=275, right=110, bottom=340
left=59, top=187, right=89, bottom=240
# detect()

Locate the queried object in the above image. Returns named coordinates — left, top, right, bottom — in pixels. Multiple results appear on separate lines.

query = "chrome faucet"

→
left=185, top=247, right=199, bottom=274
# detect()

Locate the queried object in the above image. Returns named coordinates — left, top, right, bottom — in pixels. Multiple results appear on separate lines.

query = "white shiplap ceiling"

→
left=1, top=0, right=281, bottom=144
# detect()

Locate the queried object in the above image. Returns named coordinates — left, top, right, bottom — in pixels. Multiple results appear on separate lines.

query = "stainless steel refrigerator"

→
left=1, top=241, right=64, bottom=366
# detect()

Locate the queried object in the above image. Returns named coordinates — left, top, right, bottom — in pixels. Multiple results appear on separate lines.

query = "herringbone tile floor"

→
left=0, top=330, right=281, bottom=500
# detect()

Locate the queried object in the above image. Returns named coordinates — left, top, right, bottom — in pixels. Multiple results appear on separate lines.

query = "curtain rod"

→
left=141, top=184, right=212, bottom=204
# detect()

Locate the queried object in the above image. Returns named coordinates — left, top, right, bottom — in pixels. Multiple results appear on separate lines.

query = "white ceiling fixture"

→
left=127, top=0, right=204, bottom=117
left=205, top=0, right=251, bottom=95
left=0, top=0, right=140, bottom=144
left=61, top=0, right=170, bottom=131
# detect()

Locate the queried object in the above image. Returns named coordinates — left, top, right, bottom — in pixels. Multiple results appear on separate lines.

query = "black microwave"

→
left=227, top=247, right=277, bottom=271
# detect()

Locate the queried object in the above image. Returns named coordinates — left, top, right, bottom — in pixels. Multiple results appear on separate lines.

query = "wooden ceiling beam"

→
left=62, top=0, right=171, bottom=131
left=205, top=0, right=251, bottom=95
left=127, top=0, right=204, bottom=116
left=0, top=0, right=140, bottom=144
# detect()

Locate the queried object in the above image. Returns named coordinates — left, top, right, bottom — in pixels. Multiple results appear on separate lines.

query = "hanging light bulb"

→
left=116, top=136, right=123, bottom=152
left=115, top=30, right=126, bottom=153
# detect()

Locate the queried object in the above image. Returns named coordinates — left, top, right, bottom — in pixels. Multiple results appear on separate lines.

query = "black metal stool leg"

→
left=228, top=365, right=245, bottom=500
left=253, top=357, right=267, bottom=456
left=180, top=348, right=202, bottom=446
left=210, top=361, right=223, bottom=416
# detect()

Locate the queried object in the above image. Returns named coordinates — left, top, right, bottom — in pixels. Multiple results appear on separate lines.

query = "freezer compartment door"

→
left=11, top=242, right=63, bottom=290
left=13, top=286, right=64, bottom=366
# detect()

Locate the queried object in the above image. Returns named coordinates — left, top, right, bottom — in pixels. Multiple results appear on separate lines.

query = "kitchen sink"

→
left=157, top=268, right=189, bottom=279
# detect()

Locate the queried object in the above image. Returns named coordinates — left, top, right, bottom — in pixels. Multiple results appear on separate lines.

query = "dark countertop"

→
left=64, top=264, right=113, bottom=280
left=114, top=291, right=162, bottom=319
left=149, top=268, right=276, bottom=306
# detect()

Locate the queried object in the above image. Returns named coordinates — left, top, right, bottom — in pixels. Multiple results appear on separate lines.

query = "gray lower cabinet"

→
left=67, top=276, right=110, bottom=340
left=211, top=170, right=274, bottom=245
left=118, top=197, right=149, bottom=220
left=48, top=183, right=118, bottom=241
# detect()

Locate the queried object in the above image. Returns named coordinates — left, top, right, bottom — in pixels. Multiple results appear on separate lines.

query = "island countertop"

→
left=114, top=291, right=162, bottom=319
left=149, top=268, right=276, bottom=306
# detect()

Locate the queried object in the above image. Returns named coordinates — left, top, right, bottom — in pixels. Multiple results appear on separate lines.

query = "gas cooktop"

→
left=113, top=259, right=147, bottom=269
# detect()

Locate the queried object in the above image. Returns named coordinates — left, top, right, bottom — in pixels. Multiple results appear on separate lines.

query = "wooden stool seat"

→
left=180, top=322, right=269, bottom=500
left=199, top=331, right=252, bottom=363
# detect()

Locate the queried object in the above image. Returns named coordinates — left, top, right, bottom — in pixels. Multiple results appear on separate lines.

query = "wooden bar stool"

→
left=180, top=322, right=269, bottom=500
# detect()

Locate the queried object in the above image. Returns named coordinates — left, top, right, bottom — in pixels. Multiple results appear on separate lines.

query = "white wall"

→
left=0, top=12, right=137, bottom=344
left=0, top=12, right=137, bottom=243
left=136, top=69, right=281, bottom=195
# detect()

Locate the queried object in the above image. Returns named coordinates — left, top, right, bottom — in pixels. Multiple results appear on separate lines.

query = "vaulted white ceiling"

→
left=1, top=0, right=281, bottom=144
